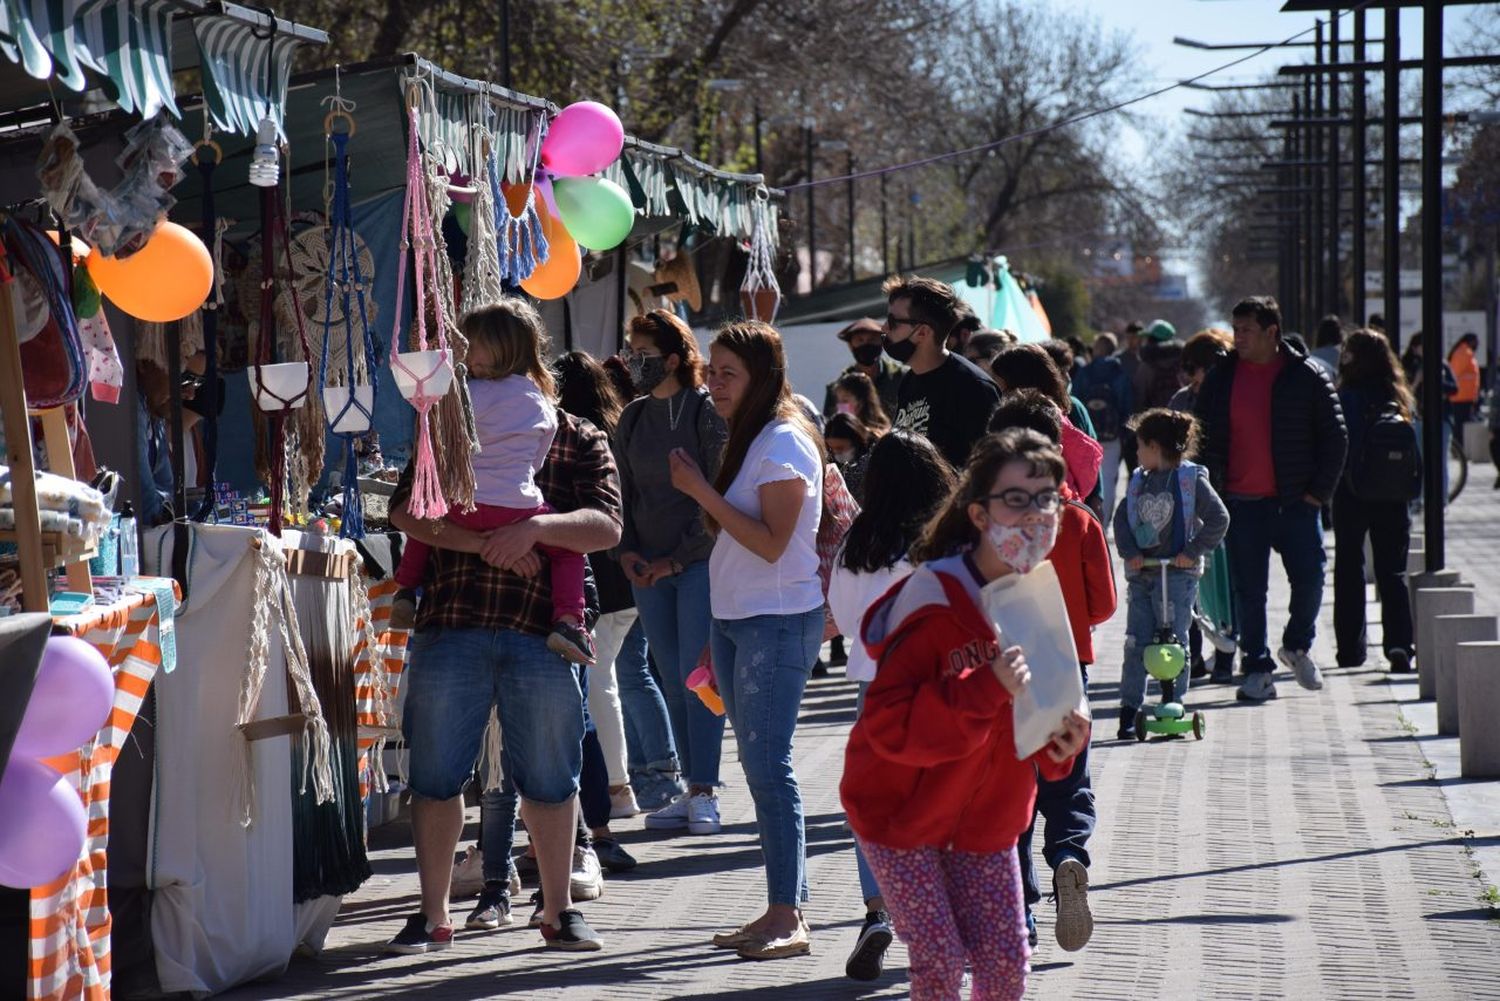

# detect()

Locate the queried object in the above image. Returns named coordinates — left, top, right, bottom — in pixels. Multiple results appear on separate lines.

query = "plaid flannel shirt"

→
left=390, top=409, right=622, bottom=637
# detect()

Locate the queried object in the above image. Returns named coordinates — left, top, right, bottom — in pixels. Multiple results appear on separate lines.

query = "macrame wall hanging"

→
left=314, top=94, right=379, bottom=539
left=739, top=186, right=781, bottom=322
left=460, top=123, right=504, bottom=314
left=249, top=180, right=313, bottom=535
left=491, top=114, right=550, bottom=288
left=390, top=92, right=458, bottom=520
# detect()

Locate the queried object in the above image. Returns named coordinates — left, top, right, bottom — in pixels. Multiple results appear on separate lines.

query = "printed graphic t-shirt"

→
left=893, top=353, right=1001, bottom=469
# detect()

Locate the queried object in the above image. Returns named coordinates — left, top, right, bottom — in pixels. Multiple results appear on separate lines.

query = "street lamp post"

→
left=1383, top=5, right=1401, bottom=350
left=1421, top=0, right=1445, bottom=568
left=1328, top=11, right=1342, bottom=317
left=1352, top=9, right=1367, bottom=322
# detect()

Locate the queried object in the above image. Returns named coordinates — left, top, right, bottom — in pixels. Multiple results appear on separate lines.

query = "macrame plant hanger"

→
left=740, top=185, right=781, bottom=322
left=460, top=103, right=504, bottom=313
left=317, top=76, right=378, bottom=538
left=389, top=86, right=455, bottom=520
left=191, top=114, right=225, bottom=521
left=491, top=110, right=549, bottom=287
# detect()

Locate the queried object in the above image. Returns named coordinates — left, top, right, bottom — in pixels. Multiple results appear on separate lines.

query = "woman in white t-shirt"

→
left=666, top=321, right=826, bottom=961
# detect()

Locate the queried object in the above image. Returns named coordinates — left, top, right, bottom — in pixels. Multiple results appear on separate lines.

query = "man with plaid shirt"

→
left=385, top=409, right=622, bottom=953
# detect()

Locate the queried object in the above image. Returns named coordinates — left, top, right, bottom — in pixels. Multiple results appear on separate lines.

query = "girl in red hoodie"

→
left=841, top=429, right=1091, bottom=1001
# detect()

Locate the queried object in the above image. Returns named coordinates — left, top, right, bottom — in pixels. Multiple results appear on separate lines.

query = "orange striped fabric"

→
left=355, top=577, right=410, bottom=802
left=28, top=582, right=175, bottom=1001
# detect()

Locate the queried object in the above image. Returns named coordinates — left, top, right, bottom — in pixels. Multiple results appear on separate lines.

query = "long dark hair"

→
left=990, top=344, right=1070, bottom=411
left=910, top=429, right=1064, bottom=564
left=839, top=431, right=955, bottom=573
left=709, top=321, right=822, bottom=529
left=833, top=371, right=891, bottom=431
left=553, top=350, right=624, bottom=436
left=1341, top=328, right=1415, bottom=421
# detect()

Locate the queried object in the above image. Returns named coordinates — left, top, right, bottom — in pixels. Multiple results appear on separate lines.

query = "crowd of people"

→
left=377, top=275, right=1443, bottom=999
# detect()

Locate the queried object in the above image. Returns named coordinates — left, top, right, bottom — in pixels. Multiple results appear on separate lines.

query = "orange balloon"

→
left=501, top=181, right=532, bottom=217
left=86, top=222, right=212, bottom=322
left=46, top=230, right=92, bottom=259
left=520, top=203, right=581, bottom=300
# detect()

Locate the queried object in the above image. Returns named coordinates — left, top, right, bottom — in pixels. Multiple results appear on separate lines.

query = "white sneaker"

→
left=1236, top=671, right=1278, bottom=703
left=644, top=793, right=692, bottom=830
left=1277, top=647, right=1324, bottom=691
left=449, top=845, right=485, bottom=900
left=609, top=785, right=640, bottom=820
left=687, top=792, right=721, bottom=835
left=570, top=845, right=604, bottom=901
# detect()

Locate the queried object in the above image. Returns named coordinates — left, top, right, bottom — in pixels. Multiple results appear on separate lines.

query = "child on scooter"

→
left=1112, top=409, right=1229, bottom=741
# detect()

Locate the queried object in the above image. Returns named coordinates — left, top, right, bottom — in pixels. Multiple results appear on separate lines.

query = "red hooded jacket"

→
left=841, top=559, right=1083, bottom=853
left=1049, top=484, right=1117, bottom=665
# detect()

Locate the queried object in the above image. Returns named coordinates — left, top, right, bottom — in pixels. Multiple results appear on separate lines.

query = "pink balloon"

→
left=0, top=759, right=87, bottom=889
left=13, top=635, right=115, bottom=758
left=540, top=101, right=624, bottom=178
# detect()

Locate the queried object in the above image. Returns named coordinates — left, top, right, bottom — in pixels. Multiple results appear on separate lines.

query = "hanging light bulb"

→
left=248, top=115, right=280, bottom=187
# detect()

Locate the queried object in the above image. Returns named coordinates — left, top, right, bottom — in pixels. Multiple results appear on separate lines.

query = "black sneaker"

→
left=465, top=882, right=512, bottom=930
left=528, top=890, right=546, bottom=928
left=844, top=910, right=894, bottom=981
left=1190, top=653, right=1208, bottom=680
left=1025, top=909, right=1038, bottom=949
left=383, top=914, right=454, bottom=954
left=592, top=836, right=637, bottom=873
left=547, top=621, right=596, bottom=665
left=1116, top=706, right=1137, bottom=742
left=540, top=908, right=604, bottom=951
left=515, top=851, right=539, bottom=884
left=1388, top=648, right=1412, bottom=673
left=389, top=588, right=419, bottom=631
left=829, top=636, right=848, bottom=667
left=1210, top=651, right=1235, bottom=685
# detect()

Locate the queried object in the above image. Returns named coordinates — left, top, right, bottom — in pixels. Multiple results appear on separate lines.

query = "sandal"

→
left=736, top=921, right=811, bottom=960
left=711, top=925, right=760, bottom=950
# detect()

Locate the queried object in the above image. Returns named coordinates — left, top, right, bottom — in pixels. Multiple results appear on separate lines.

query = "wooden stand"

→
left=0, top=249, right=94, bottom=612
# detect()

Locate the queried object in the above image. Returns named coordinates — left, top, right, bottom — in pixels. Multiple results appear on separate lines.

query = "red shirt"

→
left=1226, top=356, right=1283, bottom=498
left=842, top=565, right=1082, bottom=853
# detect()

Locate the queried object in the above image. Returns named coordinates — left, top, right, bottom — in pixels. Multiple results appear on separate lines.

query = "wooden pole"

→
left=0, top=252, right=50, bottom=612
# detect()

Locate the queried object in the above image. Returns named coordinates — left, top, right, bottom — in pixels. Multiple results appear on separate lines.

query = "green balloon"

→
left=452, top=202, right=473, bottom=236
left=553, top=176, right=635, bottom=250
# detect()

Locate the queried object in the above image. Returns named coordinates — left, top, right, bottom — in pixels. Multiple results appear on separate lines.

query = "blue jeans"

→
left=402, top=627, right=584, bottom=803
left=1224, top=498, right=1326, bottom=674
left=853, top=683, right=880, bottom=905
left=1121, top=567, right=1199, bottom=708
left=711, top=608, right=823, bottom=907
left=634, top=560, right=723, bottom=786
left=1018, top=666, right=1095, bottom=909
left=480, top=779, right=520, bottom=885
left=612, top=614, right=681, bottom=779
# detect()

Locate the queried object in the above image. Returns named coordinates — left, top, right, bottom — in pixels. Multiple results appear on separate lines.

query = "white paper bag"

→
left=979, top=561, right=1088, bottom=759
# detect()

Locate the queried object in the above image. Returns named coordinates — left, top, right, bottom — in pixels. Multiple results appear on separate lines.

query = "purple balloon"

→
left=13, top=635, right=115, bottom=758
left=540, top=101, right=624, bottom=178
left=0, top=759, right=87, bottom=889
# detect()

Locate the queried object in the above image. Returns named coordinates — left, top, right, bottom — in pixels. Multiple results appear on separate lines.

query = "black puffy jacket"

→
left=1192, top=338, right=1348, bottom=505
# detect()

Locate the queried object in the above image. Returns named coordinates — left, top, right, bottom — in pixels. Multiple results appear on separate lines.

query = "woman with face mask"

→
left=840, top=429, right=1091, bottom=1001
left=833, top=372, right=892, bottom=435
left=614, top=310, right=732, bottom=836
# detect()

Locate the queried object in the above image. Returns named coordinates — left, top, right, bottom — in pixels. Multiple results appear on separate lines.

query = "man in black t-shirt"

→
left=882, top=275, right=1001, bottom=468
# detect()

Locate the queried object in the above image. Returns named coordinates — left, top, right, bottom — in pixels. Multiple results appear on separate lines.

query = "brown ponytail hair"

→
left=910, top=429, right=1064, bottom=564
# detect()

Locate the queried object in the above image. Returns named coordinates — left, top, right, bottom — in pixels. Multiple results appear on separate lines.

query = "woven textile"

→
left=28, top=582, right=174, bottom=1001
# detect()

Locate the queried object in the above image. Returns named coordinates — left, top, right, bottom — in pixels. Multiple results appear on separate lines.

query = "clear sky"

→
left=1055, top=0, right=1494, bottom=295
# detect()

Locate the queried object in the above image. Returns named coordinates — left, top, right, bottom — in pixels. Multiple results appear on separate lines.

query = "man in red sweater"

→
left=989, top=394, right=1116, bottom=953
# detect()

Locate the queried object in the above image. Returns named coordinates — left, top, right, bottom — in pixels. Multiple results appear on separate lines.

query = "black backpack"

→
left=1082, top=378, right=1121, bottom=442
left=1347, top=404, right=1422, bottom=502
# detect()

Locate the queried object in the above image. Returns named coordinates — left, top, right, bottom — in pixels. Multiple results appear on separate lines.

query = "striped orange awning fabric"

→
left=28, top=582, right=176, bottom=1001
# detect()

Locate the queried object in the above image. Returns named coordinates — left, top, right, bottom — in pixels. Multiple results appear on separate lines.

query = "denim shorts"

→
left=402, top=626, right=584, bottom=804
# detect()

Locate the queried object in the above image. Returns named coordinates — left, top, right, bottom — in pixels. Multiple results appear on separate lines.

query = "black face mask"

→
left=851, top=342, right=884, bottom=367
left=882, top=332, right=918, bottom=365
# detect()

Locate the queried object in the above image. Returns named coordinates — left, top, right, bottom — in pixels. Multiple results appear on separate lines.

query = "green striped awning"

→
left=193, top=14, right=303, bottom=136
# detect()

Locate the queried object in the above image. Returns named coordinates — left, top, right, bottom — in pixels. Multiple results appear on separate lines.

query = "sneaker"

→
left=1190, top=653, right=1208, bottom=680
left=632, top=771, right=686, bottom=812
left=609, top=785, right=639, bottom=819
left=1053, top=858, right=1093, bottom=952
left=829, top=636, right=848, bottom=667
left=514, top=851, right=539, bottom=884
left=844, top=910, right=894, bottom=981
left=687, top=792, right=721, bottom=835
left=1025, top=909, right=1038, bottom=949
left=1277, top=647, right=1324, bottom=691
left=592, top=836, right=637, bottom=873
left=1237, top=672, right=1278, bottom=703
left=547, top=621, right=596, bottom=665
left=465, top=882, right=513, bottom=930
left=570, top=845, right=604, bottom=901
left=383, top=914, right=453, bottom=955
left=643, top=793, right=692, bottom=830
left=540, top=908, right=604, bottom=951
left=1210, top=651, right=1235, bottom=685
left=389, top=589, right=418, bottom=631
left=1116, top=706, right=1138, bottom=742
left=528, top=890, right=545, bottom=928
left=1388, top=648, right=1412, bottom=673
left=449, top=845, right=485, bottom=899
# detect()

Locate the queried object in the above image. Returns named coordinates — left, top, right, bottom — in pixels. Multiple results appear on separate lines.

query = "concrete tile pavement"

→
left=224, top=532, right=1500, bottom=999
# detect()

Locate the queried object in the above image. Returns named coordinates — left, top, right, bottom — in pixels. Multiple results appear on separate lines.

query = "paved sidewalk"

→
left=227, top=551, right=1500, bottom=999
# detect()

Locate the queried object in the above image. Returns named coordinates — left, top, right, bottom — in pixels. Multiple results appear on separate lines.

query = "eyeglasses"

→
left=982, top=487, right=1061, bottom=513
left=180, top=371, right=206, bottom=391
left=885, top=314, right=921, bottom=329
